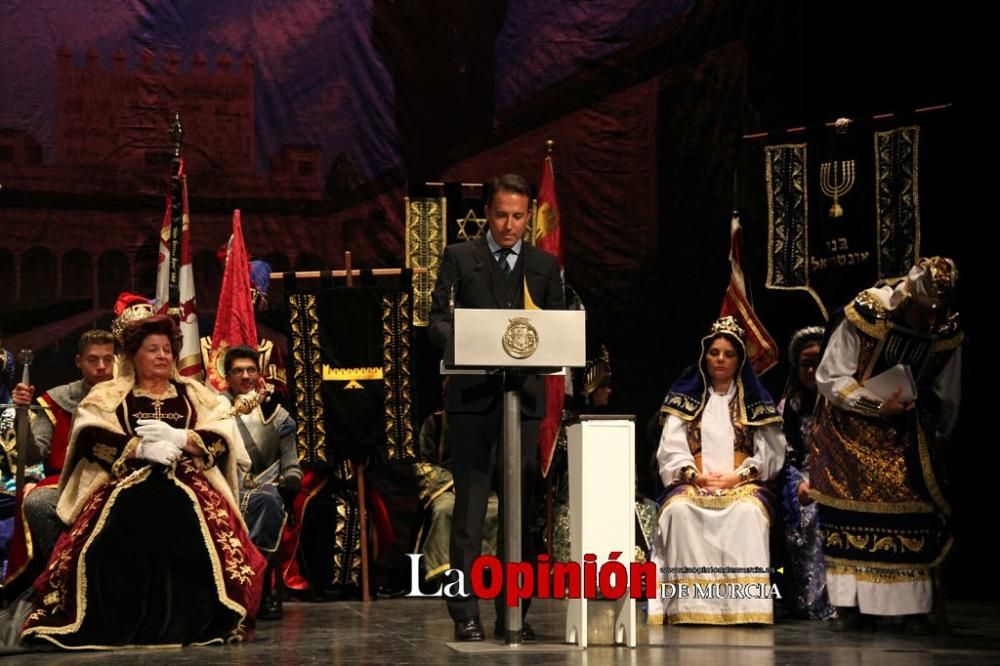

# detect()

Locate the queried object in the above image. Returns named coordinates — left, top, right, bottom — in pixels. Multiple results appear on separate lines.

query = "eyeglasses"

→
left=229, top=367, right=260, bottom=376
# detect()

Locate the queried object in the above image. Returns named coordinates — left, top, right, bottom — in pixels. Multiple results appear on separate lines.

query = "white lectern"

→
left=566, top=415, right=637, bottom=648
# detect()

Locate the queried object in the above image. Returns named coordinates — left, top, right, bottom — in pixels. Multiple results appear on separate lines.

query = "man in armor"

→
left=225, top=345, right=301, bottom=620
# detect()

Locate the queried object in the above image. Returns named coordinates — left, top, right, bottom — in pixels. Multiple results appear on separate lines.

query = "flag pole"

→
left=167, top=114, right=184, bottom=316
left=732, top=169, right=739, bottom=218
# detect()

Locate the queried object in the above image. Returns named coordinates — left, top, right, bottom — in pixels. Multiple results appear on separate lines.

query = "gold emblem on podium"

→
left=502, top=317, right=539, bottom=359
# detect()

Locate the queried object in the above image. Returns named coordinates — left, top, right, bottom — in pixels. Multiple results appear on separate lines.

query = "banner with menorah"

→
left=764, top=124, right=920, bottom=318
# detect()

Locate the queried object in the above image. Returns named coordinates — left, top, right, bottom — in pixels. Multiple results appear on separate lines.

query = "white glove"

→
left=135, top=439, right=181, bottom=466
left=136, top=419, right=188, bottom=451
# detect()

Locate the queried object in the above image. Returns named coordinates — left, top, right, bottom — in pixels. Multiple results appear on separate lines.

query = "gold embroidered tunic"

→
left=809, top=286, right=962, bottom=615
left=22, top=377, right=266, bottom=649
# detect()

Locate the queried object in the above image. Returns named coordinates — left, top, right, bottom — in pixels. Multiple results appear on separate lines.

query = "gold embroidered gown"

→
left=21, top=377, right=266, bottom=649
left=648, top=383, right=785, bottom=625
left=810, top=287, right=961, bottom=615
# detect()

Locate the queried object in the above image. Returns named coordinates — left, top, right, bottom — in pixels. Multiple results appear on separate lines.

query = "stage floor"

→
left=3, top=598, right=998, bottom=664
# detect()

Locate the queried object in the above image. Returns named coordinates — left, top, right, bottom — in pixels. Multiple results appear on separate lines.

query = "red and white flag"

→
left=155, top=158, right=204, bottom=379
left=719, top=214, right=778, bottom=375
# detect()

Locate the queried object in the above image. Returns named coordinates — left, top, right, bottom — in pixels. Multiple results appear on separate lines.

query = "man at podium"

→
left=428, top=173, right=565, bottom=641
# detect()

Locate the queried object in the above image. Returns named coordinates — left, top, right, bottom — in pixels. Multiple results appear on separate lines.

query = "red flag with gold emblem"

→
left=534, top=153, right=565, bottom=477
left=204, top=210, right=258, bottom=392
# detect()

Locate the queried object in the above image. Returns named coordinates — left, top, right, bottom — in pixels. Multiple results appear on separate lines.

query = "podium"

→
left=445, top=308, right=585, bottom=370
left=565, top=415, right=637, bottom=648
left=443, top=308, right=585, bottom=646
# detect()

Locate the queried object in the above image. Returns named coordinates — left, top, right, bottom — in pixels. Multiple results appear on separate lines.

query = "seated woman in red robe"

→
left=21, top=315, right=265, bottom=649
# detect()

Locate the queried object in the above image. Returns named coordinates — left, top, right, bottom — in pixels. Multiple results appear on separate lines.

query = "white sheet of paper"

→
left=863, top=364, right=917, bottom=402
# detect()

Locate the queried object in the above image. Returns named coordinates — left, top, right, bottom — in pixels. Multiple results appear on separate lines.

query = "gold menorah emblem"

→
left=820, top=160, right=855, bottom=218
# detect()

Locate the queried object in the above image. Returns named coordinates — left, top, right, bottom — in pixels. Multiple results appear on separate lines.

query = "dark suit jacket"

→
left=428, top=237, right=566, bottom=417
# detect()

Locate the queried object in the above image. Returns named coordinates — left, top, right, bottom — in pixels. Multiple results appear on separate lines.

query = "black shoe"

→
left=830, top=608, right=874, bottom=632
left=258, top=595, right=283, bottom=621
left=454, top=617, right=485, bottom=641
left=494, top=621, right=535, bottom=641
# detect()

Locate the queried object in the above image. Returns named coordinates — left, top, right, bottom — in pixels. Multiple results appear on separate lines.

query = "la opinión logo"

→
left=405, top=552, right=658, bottom=606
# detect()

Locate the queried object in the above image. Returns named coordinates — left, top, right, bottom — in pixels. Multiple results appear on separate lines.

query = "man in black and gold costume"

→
left=810, top=257, right=962, bottom=629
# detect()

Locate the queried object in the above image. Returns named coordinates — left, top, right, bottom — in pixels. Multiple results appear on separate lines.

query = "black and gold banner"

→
left=288, top=293, right=326, bottom=465
left=287, top=281, right=415, bottom=467
left=875, top=126, right=921, bottom=279
left=405, top=183, right=492, bottom=327
left=331, top=490, right=364, bottom=588
left=382, top=290, right=414, bottom=461
left=405, top=196, right=446, bottom=327
left=297, top=480, right=364, bottom=592
left=764, top=123, right=923, bottom=318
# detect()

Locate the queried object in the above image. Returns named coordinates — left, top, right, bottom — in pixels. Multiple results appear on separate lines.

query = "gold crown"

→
left=111, top=302, right=156, bottom=342
left=914, top=256, right=958, bottom=309
left=710, top=316, right=745, bottom=340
